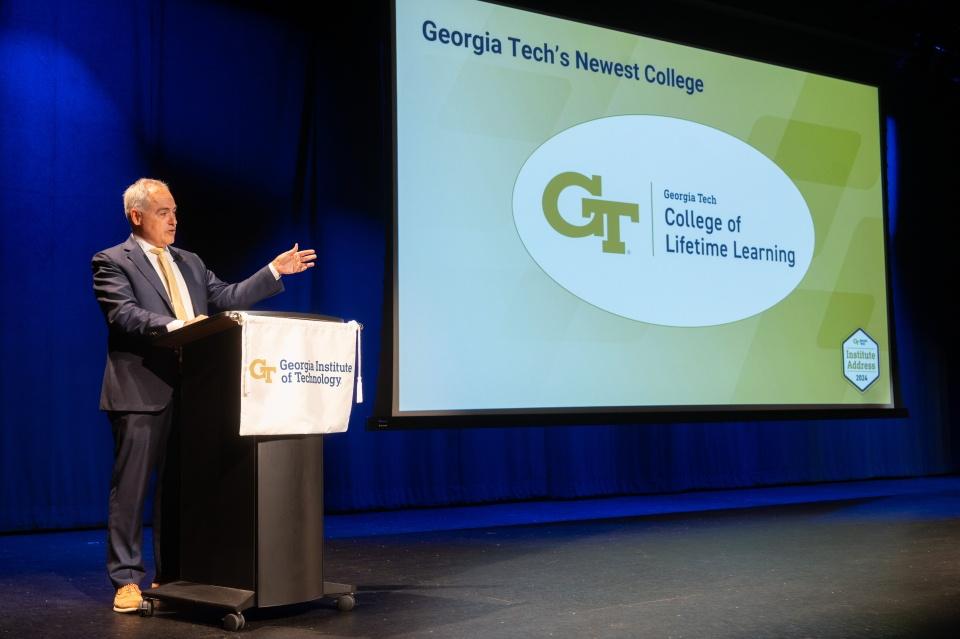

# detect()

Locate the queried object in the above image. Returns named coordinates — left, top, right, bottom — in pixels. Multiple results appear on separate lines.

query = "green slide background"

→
left=395, top=0, right=891, bottom=412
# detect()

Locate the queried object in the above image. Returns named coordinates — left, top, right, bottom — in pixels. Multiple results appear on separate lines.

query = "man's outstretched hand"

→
left=272, top=243, right=317, bottom=275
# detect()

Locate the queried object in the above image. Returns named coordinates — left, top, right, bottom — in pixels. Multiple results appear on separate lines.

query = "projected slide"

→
left=393, top=0, right=893, bottom=416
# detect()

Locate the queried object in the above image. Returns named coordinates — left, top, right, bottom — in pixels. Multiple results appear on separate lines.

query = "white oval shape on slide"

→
left=513, top=115, right=815, bottom=327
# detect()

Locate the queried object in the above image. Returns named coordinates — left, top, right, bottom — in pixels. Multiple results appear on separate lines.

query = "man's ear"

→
left=129, top=209, right=142, bottom=226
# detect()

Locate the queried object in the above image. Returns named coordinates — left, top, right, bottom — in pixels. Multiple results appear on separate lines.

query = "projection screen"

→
left=385, top=0, right=898, bottom=424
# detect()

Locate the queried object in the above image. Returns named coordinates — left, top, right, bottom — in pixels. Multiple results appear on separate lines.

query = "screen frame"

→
left=375, top=0, right=905, bottom=429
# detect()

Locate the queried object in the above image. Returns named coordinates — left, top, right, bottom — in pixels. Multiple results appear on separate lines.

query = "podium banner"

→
left=238, top=313, right=361, bottom=436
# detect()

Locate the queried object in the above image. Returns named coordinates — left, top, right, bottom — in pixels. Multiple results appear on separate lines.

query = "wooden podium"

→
left=140, top=312, right=355, bottom=631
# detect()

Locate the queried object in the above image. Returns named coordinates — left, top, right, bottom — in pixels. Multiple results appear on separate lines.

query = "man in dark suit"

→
left=92, top=178, right=316, bottom=612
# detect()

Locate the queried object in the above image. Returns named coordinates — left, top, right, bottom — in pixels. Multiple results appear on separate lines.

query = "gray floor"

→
left=2, top=484, right=960, bottom=638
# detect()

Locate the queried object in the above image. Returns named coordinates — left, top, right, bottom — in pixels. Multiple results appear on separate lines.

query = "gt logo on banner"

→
left=542, top=171, right=640, bottom=254
left=249, top=359, right=277, bottom=383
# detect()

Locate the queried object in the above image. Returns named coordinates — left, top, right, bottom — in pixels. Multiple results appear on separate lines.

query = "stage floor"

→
left=2, top=477, right=959, bottom=638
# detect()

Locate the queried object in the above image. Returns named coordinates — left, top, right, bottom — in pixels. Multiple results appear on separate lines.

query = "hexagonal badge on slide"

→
left=842, top=329, right=879, bottom=391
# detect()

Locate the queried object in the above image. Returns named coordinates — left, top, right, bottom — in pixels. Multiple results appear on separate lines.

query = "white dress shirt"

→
left=133, top=236, right=196, bottom=332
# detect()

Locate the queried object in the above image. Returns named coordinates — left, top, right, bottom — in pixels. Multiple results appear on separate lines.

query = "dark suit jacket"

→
left=92, top=235, right=284, bottom=412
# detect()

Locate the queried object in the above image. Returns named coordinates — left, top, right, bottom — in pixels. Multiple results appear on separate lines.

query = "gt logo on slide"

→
left=542, top=172, right=640, bottom=254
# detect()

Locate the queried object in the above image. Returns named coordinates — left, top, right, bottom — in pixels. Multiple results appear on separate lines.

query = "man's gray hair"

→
left=123, top=178, right=169, bottom=221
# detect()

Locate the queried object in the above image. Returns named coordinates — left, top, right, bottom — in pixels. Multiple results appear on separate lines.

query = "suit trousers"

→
left=106, top=403, right=179, bottom=588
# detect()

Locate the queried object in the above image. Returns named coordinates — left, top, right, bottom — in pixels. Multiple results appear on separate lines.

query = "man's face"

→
left=131, top=187, right=177, bottom=247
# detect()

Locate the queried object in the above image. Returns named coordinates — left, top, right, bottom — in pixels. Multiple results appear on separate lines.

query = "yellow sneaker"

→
left=113, top=583, right=142, bottom=613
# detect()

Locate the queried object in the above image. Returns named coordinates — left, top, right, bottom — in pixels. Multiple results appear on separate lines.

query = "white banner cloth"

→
left=238, top=313, right=361, bottom=436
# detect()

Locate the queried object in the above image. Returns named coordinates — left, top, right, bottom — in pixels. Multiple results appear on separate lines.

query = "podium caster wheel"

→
left=222, top=612, right=245, bottom=631
left=138, top=599, right=154, bottom=617
left=336, top=594, right=356, bottom=612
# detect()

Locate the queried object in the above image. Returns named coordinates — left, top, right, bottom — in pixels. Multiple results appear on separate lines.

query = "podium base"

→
left=140, top=579, right=357, bottom=629
left=141, top=580, right=254, bottom=613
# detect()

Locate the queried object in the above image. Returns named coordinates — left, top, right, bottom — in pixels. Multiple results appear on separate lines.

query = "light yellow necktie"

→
left=150, top=248, right=188, bottom=321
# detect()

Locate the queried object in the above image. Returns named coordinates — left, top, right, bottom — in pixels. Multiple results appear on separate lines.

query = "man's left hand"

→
left=272, top=243, right=317, bottom=275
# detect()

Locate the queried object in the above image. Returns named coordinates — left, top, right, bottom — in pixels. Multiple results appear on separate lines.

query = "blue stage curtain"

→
left=0, top=0, right=955, bottom=531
